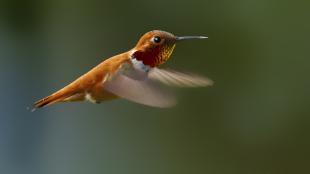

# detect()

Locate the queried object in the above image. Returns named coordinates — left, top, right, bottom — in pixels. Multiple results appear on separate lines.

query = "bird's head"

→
left=131, top=30, right=207, bottom=67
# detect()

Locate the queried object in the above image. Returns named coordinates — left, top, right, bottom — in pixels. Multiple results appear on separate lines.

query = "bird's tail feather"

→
left=33, top=86, right=78, bottom=109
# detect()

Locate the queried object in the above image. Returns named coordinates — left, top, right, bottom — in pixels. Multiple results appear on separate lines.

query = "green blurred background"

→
left=1, top=0, right=310, bottom=173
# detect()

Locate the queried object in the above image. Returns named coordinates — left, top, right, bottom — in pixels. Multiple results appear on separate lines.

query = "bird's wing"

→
left=148, top=68, right=213, bottom=87
left=103, top=65, right=176, bottom=108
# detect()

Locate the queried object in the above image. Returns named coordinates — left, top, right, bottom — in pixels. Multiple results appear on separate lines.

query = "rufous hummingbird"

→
left=33, top=30, right=213, bottom=109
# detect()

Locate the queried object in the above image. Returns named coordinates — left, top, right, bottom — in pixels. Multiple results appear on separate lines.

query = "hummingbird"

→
left=33, top=30, right=213, bottom=109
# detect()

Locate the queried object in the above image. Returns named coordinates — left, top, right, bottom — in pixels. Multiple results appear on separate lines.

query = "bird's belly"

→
left=87, top=84, right=118, bottom=103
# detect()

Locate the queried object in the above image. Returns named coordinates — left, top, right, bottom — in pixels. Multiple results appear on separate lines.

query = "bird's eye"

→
left=153, top=36, right=161, bottom=43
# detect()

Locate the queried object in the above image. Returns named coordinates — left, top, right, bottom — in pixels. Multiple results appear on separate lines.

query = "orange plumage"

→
left=34, top=30, right=213, bottom=109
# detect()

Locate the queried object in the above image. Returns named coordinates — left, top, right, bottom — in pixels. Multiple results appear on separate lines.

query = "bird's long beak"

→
left=176, top=36, right=208, bottom=41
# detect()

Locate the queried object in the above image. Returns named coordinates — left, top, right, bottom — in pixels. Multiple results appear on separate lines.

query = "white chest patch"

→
left=131, top=58, right=151, bottom=72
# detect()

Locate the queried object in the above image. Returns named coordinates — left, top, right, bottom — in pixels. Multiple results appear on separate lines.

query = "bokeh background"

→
left=1, top=0, right=310, bottom=174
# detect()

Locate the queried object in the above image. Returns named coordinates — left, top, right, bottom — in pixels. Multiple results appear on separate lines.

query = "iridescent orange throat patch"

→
left=133, top=44, right=175, bottom=67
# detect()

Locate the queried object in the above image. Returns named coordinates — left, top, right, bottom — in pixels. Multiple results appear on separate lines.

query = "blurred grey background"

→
left=0, top=0, right=309, bottom=174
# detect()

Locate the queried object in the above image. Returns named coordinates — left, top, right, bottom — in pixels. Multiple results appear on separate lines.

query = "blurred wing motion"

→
left=104, top=70, right=176, bottom=108
left=104, top=65, right=213, bottom=108
left=148, top=68, right=213, bottom=87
